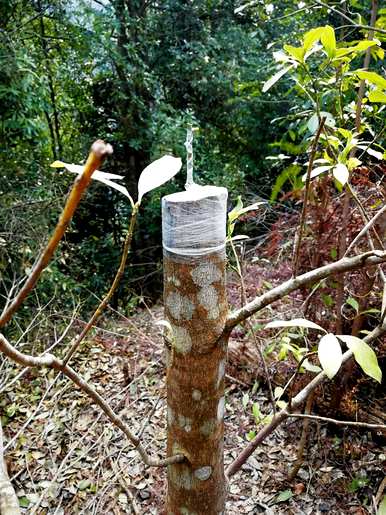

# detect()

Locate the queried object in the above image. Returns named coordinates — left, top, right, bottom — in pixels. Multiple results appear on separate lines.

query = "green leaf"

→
left=246, top=430, right=256, bottom=441
left=303, top=27, right=325, bottom=52
left=270, top=164, right=301, bottom=203
left=242, top=392, right=249, bottom=408
left=321, top=26, right=336, bottom=58
left=273, top=489, right=293, bottom=504
left=368, top=89, right=386, bottom=103
left=78, top=479, right=91, bottom=491
left=347, top=157, right=362, bottom=171
left=337, top=335, right=382, bottom=383
left=19, top=497, right=30, bottom=508
left=346, top=297, right=359, bottom=313
left=252, top=402, right=261, bottom=422
left=302, top=359, right=322, bottom=373
left=265, top=318, right=325, bottom=332
left=318, top=333, right=343, bottom=379
left=262, top=65, right=294, bottom=93
left=284, top=44, right=304, bottom=62
left=274, top=386, right=284, bottom=399
left=302, top=165, right=333, bottom=181
left=356, top=71, right=386, bottom=89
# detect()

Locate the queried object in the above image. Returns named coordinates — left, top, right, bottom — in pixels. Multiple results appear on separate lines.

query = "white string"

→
left=184, top=126, right=195, bottom=189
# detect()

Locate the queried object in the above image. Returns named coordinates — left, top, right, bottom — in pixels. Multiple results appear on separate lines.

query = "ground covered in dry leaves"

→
left=1, top=265, right=385, bottom=514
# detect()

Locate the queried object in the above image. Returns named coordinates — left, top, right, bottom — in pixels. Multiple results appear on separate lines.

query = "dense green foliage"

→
left=1, top=0, right=385, bottom=318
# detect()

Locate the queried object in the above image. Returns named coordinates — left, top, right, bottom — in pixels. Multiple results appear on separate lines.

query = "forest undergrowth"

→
left=2, top=170, right=385, bottom=513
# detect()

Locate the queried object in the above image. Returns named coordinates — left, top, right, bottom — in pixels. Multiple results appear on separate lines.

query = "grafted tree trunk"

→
left=163, top=187, right=228, bottom=514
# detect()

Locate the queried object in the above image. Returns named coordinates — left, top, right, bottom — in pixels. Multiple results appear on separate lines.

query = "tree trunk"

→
left=163, top=187, right=228, bottom=514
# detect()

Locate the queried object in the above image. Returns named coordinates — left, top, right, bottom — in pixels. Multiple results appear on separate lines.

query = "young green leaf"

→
left=321, top=26, right=336, bottom=58
left=137, top=155, right=182, bottom=203
left=318, top=333, right=343, bottom=379
left=368, top=90, right=386, bottom=103
left=303, top=27, right=324, bottom=52
left=283, top=44, right=304, bottom=63
left=337, top=335, right=382, bottom=383
left=265, top=318, right=325, bottom=332
left=356, top=71, right=386, bottom=89
left=262, top=65, right=294, bottom=93
left=346, top=297, right=359, bottom=313
left=333, top=164, right=349, bottom=187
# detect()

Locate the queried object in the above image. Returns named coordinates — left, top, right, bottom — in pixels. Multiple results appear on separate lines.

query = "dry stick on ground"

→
left=0, top=418, right=20, bottom=515
left=292, top=117, right=326, bottom=277
left=226, top=322, right=385, bottom=478
left=0, top=333, right=184, bottom=468
left=0, top=140, right=113, bottom=328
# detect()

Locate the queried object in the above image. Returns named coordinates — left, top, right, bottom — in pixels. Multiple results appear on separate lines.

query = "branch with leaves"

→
left=226, top=322, right=385, bottom=478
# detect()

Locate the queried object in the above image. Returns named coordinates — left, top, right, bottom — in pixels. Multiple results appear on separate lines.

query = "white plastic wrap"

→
left=162, top=185, right=228, bottom=257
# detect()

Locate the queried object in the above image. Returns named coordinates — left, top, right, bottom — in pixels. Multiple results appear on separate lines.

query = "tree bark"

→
left=163, top=188, right=228, bottom=514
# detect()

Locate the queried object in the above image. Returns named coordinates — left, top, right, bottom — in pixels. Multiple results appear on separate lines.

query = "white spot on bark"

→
left=167, top=276, right=181, bottom=287
left=197, top=285, right=219, bottom=319
left=191, top=262, right=221, bottom=287
left=180, top=508, right=197, bottom=515
left=217, top=397, right=225, bottom=421
left=199, top=418, right=217, bottom=437
left=167, top=407, right=174, bottom=426
left=192, top=389, right=202, bottom=401
left=217, top=359, right=226, bottom=388
left=194, top=466, right=212, bottom=481
left=171, top=325, right=192, bottom=354
left=166, top=292, right=195, bottom=320
left=178, top=414, right=192, bottom=432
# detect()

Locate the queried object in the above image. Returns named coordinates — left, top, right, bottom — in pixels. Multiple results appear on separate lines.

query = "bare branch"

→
left=287, top=413, right=386, bottom=432
left=0, top=141, right=113, bottom=328
left=226, top=323, right=385, bottom=477
left=225, top=250, right=386, bottom=330
left=345, top=205, right=386, bottom=256
left=0, top=333, right=184, bottom=468
left=313, top=0, right=386, bottom=35
left=292, top=117, right=326, bottom=276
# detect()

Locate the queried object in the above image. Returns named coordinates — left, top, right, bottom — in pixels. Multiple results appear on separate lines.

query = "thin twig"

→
left=345, top=205, right=386, bottom=256
left=62, top=204, right=139, bottom=365
left=292, top=117, right=326, bottom=277
left=313, top=0, right=386, bottom=34
left=287, top=413, right=386, bottom=432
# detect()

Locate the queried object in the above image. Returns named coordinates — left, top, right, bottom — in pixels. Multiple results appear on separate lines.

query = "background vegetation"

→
left=0, top=0, right=384, bottom=314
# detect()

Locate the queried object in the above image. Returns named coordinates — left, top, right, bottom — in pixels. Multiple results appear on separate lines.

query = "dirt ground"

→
left=2, top=293, right=385, bottom=514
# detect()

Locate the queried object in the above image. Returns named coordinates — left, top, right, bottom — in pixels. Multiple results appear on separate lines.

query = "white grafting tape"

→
left=162, top=185, right=228, bottom=257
